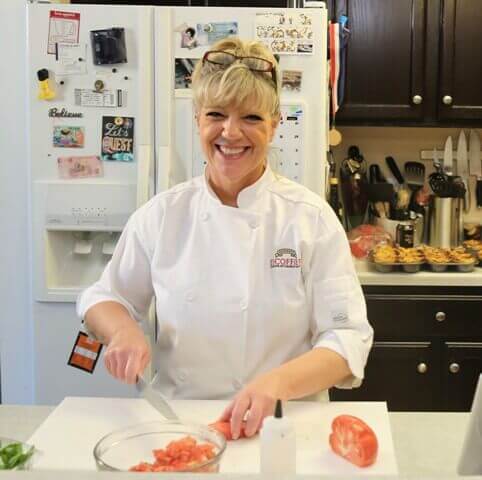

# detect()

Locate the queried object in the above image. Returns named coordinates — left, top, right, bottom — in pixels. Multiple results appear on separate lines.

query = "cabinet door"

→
left=336, top=0, right=426, bottom=123
left=438, top=0, right=482, bottom=121
left=443, top=343, right=482, bottom=411
left=330, top=342, right=439, bottom=411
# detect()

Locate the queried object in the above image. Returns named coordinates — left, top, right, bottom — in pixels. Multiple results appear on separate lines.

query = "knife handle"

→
left=477, top=179, right=482, bottom=208
left=385, top=156, right=405, bottom=185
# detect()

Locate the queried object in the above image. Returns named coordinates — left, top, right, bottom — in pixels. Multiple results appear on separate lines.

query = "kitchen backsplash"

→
left=331, top=127, right=482, bottom=224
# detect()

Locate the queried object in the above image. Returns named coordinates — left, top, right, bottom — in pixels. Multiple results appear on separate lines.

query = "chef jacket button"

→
left=249, top=220, right=259, bottom=229
left=178, top=371, right=187, bottom=382
left=201, top=212, right=210, bottom=221
left=240, top=301, right=248, bottom=311
left=232, top=380, right=242, bottom=390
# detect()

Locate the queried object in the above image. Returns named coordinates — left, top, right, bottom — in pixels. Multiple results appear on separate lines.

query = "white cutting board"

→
left=28, top=397, right=398, bottom=475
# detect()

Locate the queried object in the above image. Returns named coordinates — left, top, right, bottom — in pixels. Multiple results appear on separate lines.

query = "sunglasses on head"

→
left=202, top=50, right=277, bottom=87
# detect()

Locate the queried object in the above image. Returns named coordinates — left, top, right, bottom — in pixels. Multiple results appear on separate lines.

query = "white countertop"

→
left=355, top=258, right=482, bottom=286
left=0, top=405, right=472, bottom=477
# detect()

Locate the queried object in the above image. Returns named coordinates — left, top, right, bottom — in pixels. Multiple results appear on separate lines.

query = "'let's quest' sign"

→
left=101, top=116, right=134, bottom=162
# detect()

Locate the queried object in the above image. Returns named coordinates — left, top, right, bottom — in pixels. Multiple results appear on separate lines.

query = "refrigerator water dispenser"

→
left=33, top=181, right=136, bottom=302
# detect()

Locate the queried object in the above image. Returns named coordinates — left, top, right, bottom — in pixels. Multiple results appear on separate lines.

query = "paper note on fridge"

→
left=55, top=43, right=87, bottom=75
left=57, top=155, right=103, bottom=179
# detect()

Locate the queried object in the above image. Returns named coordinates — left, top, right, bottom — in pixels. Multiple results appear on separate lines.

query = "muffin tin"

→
left=369, top=245, right=478, bottom=273
left=368, top=249, right=424, bottom=274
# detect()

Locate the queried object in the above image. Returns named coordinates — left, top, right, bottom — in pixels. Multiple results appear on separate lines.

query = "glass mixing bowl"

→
left=93, top=421, right=226, bottom=473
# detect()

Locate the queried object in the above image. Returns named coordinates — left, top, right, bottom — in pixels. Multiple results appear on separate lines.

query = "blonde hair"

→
left=191, top=37, right=280, bottom=117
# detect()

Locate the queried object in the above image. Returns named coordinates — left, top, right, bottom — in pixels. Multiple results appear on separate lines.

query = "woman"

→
left=77, top=37, right=373, bottom=440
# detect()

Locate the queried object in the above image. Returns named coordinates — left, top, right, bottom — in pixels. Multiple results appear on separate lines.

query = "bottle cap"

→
left=274, top=399, right=282, bottom=418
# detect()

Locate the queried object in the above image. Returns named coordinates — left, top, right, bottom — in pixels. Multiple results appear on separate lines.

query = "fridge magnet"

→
left=297, top=42, right=313, bottom=54
left=53, top=126, right=85, bottom=148
left=37, top=69, right=56, bottom=100
left=175, top=58, right=199, bottom=89
left=281, top=70, right=302, bottom=92
left=181, top=27, right=198, bottom=50
left=195, top=22, right=238, bottom=46
left=255, top=12, right=313, bottom=55
left=48, top=107, right=82, bottom=118
left=90, top=28, right=127, bottom=65
left=55, top=42, right=87, bottom=76
left=57, top=155, right=103, bottom=179
left=74, top=88, right=125, bottom=107
left=47, top=10, right=80, bottom=55
left=67, top=331, right=103, bottom=374
left=101, top=116, right=134, bottom=162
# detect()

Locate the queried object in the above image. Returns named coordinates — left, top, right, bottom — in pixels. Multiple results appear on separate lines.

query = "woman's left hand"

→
left=216, top=370, right=284, bottom=439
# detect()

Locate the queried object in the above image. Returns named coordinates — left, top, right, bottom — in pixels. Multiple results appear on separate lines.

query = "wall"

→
left=0, top=0, right=34, bottom=404
left=332, top=127, right=482, bottom=224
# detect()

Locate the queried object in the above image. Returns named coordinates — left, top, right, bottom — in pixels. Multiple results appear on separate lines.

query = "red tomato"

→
left=129, top=435, right=217, bottom=472
left=208, top=421, right=248, bottom=441
left=329, top=415, right=378, bottom=468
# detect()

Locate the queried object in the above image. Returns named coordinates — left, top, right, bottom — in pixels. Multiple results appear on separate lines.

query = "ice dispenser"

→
left=33, top=181, right=136, bottom=302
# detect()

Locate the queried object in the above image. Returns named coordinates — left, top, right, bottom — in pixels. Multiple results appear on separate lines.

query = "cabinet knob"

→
left=412, top=95, right=423, bottom=105
left=442, top=95, right=453, bottom=105
left=449, top=363, right=460, bottom=374
left=435, top=311, right=446, bottom=322
left=417, top=362, right=428, bottom=374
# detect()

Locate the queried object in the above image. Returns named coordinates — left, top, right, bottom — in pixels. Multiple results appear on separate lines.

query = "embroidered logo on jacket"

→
left=270, top=248, right=302, bottom=268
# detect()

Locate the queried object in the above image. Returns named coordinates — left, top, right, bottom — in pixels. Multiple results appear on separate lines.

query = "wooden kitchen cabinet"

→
left=329, top=286, right=482, bottom=411
left=332, top=0, right=482, bottom=125
left=438, top=0, right=482, bottom=122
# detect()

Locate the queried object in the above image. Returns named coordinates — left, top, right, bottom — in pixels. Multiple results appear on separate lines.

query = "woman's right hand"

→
left=104, top=325, right=151, bottom=384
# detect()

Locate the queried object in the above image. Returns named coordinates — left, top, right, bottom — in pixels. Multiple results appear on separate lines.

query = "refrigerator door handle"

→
left=137, top=144, right=152, bottom=207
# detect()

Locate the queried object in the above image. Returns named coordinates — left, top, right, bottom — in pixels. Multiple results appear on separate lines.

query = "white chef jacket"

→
left=77, top=166, right=373, bottom=400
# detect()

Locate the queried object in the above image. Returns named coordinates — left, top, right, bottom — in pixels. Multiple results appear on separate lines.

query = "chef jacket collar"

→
left=203, top=163, right=277, bottom=210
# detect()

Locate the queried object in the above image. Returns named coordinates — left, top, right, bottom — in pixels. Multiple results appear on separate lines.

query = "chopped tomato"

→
left=208, top=420, right=248, bottom=441
left=129, top=435, right=217, bottom=473
left=329, top=415, right=378, bottom=468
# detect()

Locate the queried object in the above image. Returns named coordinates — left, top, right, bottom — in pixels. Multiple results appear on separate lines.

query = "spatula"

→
left=404, top=161, right=425, bottom=191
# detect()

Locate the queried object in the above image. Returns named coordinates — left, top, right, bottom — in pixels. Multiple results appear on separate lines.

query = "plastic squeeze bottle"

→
left=260, top=399, right=296, bottom=474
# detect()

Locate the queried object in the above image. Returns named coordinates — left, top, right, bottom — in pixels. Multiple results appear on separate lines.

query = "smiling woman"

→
left=191, top=38, right=281, bottom=206
left=78, top=36, right=373, bottom=444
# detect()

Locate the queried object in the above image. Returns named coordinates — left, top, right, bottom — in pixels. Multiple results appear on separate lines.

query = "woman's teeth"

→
left=217, top=145, right=247, bottom=155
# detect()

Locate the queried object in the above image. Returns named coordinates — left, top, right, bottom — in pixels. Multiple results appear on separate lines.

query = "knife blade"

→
left=456, top=130, right=470, bottom=211
left=443, top=136, right=454, bottom=176
left=136, top=373, right=180, bottom=422
left=469, top=130, right=482, bottom=208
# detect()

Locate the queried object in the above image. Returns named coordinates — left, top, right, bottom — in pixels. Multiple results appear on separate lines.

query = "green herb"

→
left=0, top=441, right=35, bottom=470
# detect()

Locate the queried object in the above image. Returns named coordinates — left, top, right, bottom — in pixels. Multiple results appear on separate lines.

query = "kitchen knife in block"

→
left=136, top=373, right=180, bottom=422
left=443, top=136, right=454, bottom=176
left=469, top=130, right=482, bottom=208
left=456, top=130, right=470, bottom=212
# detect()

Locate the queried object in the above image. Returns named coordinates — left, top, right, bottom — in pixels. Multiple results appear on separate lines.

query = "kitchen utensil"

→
left=429, top=197, right=464, bottom=248
left=28, top=397, right=399, bottom=474
left=385, top=156, right=411, bottom=214
left=404, top=161, right=425, bottom=191
left=93, top=421, right=226, bottom=472
left=456, top=130, right=470, bottom=212
left=469, top=129, right=482, bottom=208
left=136, top=373, right=179, bottom=422
left=443, top=136, right=454, bottom=176
left=367, top=164, right=394, bottom=218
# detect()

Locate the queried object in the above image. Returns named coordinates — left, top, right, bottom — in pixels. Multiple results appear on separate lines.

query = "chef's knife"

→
left=469, top=130, right=482, bottom=208
left=443, top=136, right=454, bottom=176
left=456, top=130, right=470, bottom=211
left=136, top=373, right=180, bottom=422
